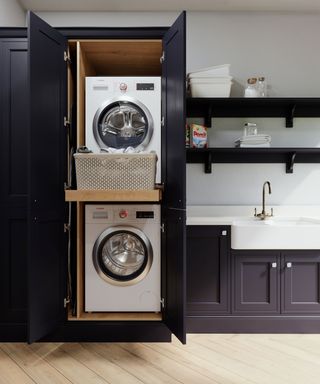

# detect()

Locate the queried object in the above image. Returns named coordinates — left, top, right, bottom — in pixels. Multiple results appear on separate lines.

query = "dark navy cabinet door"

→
left=162, top=11, right=186, bottom=211
left=0, top=40, right=28, bottom=332
left=161, top=11, right=186, bottom=344
left=27, top=12, right=67, bottom=343
left=282, top=251, right=320, bottom=314
left=233, top=251, right=280, bottom=314
left=187, top=226, right=230, bottom=315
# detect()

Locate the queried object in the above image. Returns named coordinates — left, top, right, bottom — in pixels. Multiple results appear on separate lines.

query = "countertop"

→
left=187, top=205, right=320, bottom=225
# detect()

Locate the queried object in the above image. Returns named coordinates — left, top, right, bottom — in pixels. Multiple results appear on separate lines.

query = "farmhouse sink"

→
left=231, top=217, right=320, bottom=250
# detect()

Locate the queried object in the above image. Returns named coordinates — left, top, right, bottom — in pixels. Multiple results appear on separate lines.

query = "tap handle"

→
left=254, top=208, right=257, bottom=217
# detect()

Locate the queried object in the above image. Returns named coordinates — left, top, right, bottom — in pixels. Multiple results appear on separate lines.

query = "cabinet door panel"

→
left=0, top=40, right=28, bottom=326
left=162, top=11, right=186, bottom=210
left=187, top=226, right=229, bottom=314
left=282, top=252, right=320, bottom=313
left=233, top=251, right=280, bottom=313
left=162, top=11, right=186, bottom=344
left=28, top=11, right=67, bottom=343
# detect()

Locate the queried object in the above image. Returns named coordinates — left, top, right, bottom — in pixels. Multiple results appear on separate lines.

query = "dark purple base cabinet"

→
left=187, top=226, right=230, bottom=315
left=186, top=226, right=320, bottom=333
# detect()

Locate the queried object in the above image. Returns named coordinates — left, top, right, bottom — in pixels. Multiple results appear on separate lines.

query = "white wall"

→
left=36, top=11, right=320, bottom=206
left=0, top=0, right=25, bottom=26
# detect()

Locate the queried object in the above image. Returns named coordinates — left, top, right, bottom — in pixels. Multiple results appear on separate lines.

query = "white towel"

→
left=100, top=146, right=138, bottom=154
left=235, top=134, right=271, bottom=147
left=238, top=143, right=271, bottom=148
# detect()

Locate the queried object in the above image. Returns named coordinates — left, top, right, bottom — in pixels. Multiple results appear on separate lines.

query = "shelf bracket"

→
left=204, top=151, right=212, bottom=173
left=286, top=152, right=296, bottom=173
left=205, top=104, right=213, bottom=128
left=286, top=104, right=296, bottom=128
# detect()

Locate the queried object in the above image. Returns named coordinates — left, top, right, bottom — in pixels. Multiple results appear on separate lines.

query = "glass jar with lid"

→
left=244, top=77, right=258, bottom=97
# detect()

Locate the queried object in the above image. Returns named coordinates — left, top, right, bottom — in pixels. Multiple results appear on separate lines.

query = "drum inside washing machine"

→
left=93, top=226, right=153, bottom=286
left=93, top=96, right=154, bottom=151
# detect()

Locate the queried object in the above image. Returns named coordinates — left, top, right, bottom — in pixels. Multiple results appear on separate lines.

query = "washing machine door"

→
left=93, top=226, right=153, bottom=286
left=93, top=96, right=154, bottom=151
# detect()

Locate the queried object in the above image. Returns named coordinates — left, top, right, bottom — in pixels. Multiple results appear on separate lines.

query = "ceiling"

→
left=17, top=0, right=320, bottom=12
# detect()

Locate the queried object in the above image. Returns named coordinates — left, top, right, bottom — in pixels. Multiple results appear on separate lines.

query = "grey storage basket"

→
left=74, top=153, right=157, bottom=190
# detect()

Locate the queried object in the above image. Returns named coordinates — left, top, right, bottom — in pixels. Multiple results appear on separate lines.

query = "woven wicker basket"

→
left=74, top=153, right=157, bottom=190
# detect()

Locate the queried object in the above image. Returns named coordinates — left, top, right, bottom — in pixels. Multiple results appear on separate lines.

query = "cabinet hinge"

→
left=161, top=223, right=165, bottom=233
left=160, top=298, right=165, bottom=308
left=64, top=297, right=70, bottom=308
left=160, top=51, right=165, bottom=64
left=161, top=116, right=165, bottom=127
left=221, top=230, right=227, bottom=236
left=64, top=51, right=71, bottom=64
left=64, top=116, right=71, bottom=127
left=64, top=223, right=70, bottom=233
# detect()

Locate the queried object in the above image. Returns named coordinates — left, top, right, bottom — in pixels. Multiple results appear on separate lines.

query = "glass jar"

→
left=243, top=122, right=258, bottom=136
left=244, top=78, right=258, bottom=97
left=258, top=77, right=267, bottom=97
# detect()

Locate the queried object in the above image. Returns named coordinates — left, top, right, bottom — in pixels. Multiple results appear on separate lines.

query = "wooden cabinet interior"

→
left=71, top=39, right=162, bottom=146
left=67, top=39, right=163, bottom=322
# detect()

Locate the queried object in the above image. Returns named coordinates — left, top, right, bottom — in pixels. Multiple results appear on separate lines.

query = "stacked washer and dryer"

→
left=84, top=77, right=162, bottom=313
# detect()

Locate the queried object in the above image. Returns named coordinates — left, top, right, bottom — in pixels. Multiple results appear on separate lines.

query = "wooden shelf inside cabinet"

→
left=65, top=189, right=162, bottom=202
left=68, top=311, right=162, bottom=321
left=187, top=97, right=320, bottom=127
left=186, top=147, right=320, bottom=174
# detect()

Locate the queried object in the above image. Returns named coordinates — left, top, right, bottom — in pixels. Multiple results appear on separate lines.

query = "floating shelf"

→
left=186, top=148, right=320, bottom=174
left=187, top=97, right=320, bottom=127
left=65, top=189, right=162, bottom=202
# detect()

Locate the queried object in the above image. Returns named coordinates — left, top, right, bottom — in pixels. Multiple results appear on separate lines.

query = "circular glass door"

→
left=93, top=226, right=153, bottom=286
left=93, top=96, right=154, bottom=151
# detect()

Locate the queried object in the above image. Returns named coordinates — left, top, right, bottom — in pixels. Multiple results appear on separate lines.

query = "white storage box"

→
left=188, top=64, right=230, bottom=78
left=190, top=80, right=232, bottom=97
left=74, top=153, right=157, bottom=190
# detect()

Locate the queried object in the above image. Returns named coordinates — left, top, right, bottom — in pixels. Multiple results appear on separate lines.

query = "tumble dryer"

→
left=85, top=77, right=161, bottom=183
left=85, top=204, right=161, bottom=312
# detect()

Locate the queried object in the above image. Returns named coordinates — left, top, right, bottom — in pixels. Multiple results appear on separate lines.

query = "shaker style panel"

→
left=0, top=39, right=28, bottom=327
left=233, top=251, right=280, bottom=314
left=187, top=226, right=230, bottom=314
left=282, top=251, right=320, bottom=314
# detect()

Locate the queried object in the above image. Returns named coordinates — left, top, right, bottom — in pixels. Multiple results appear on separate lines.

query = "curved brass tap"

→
left=255, top=181, right=274, bottom=220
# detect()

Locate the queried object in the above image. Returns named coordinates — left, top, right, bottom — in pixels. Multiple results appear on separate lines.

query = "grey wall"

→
left=0, top=0, right=25, bottom=26
left=36, top=11, right=320, bottom=206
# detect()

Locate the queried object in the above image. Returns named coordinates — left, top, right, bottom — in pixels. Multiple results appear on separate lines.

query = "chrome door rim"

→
left=92, top=226, right=153, bottom=286
left=92, top=95, right=154, bottom=151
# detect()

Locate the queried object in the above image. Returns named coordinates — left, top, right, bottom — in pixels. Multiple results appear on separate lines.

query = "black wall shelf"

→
left=187, top=97, right=320, bottom=127
left=186, top=148, right=320, bottom=174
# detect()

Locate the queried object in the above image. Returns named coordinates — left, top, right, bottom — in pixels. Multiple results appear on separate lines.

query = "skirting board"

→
left=187, top=316, right=320, bottom=333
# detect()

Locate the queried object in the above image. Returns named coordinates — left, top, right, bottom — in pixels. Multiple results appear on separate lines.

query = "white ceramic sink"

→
left=231, top=217, right=320, bottom=249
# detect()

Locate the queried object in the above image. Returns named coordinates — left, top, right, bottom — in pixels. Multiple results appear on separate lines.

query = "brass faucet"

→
left=254, top=181, right=274, bottom=220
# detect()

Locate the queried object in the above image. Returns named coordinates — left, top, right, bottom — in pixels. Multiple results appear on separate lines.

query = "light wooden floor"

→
left=1, top=334, right=320, bottom=383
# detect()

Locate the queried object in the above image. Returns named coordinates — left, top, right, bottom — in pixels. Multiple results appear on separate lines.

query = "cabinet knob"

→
left=286, top=262, right=292, bottom=268
left=271, top=262, right=277, bottom=268
left=221, top=230, right=227, bottom=236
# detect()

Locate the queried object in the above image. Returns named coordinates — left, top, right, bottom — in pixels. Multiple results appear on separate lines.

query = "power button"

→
left=119, top=210, right=128, bottom=219
left=119, top=83, right=127, bottom=92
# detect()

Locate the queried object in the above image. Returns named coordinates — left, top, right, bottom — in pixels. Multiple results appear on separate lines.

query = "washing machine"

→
left=85, top=204, right=161, bottom=312
left=85, top=77, right=161, bottom=183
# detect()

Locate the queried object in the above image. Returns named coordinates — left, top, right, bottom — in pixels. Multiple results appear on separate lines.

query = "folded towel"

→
left=100, top=146, right=138, bottom=154
left=235, top=134, right=271, bottom=147
left=237, top=143, right=271, bottom=148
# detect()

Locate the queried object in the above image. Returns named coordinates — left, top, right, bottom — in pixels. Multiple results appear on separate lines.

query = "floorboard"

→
left=1, top=335, right=320, bottom=384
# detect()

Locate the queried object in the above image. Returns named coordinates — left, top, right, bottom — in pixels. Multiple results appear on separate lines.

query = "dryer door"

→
left=93, top=96, right=153, bottom=151
left=93, top=227, right=153, bottom=286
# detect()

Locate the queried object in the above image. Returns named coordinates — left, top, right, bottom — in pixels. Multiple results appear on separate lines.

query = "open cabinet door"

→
left=162, top=11, right=187, bottom=344
left=27, top=12, right=67, bottom=343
